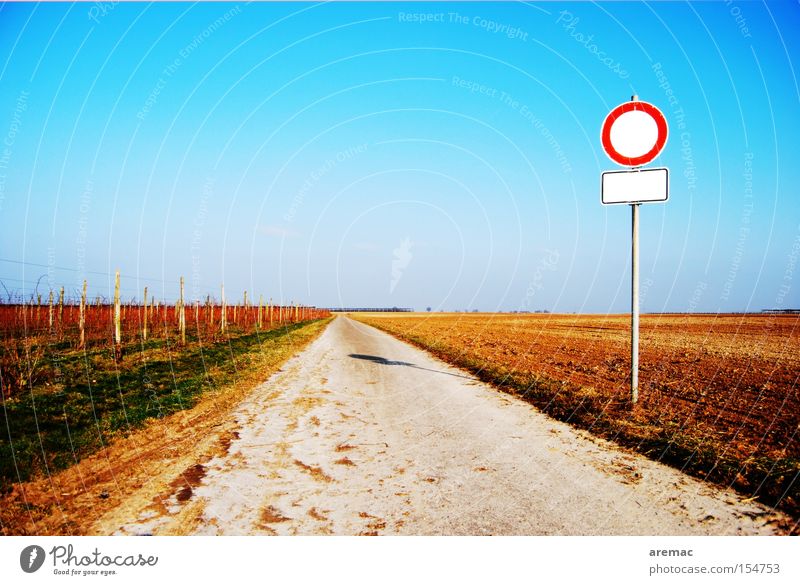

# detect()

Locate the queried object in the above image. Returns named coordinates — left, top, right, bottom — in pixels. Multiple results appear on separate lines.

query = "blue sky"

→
left=0, top=1, right=798, bottom=312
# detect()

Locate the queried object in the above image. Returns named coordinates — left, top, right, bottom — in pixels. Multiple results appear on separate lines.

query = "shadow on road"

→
left=348, top=353, right=476, bottom=381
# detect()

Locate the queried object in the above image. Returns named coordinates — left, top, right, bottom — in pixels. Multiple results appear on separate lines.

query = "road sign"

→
left=601, top=100, right=668, bottom=167
left=601, top=167, right=669, bottom=205
left=599, top=96, right=670, bottom=406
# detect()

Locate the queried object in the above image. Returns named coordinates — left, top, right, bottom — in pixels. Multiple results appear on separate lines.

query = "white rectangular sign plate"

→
left=601, top=167, right=669, bottom=205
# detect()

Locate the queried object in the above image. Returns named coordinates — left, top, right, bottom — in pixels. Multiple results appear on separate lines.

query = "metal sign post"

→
left=631, top=202, right=639, bottom=404
left=600, top=95, right=669, bottom=405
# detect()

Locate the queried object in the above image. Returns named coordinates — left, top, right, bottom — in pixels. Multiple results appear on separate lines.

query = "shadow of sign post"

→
left=348, top=354, right=476, bottom=381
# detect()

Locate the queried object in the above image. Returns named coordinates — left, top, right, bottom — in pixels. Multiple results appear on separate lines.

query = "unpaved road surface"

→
left=98, top=316, right=788, bottom=535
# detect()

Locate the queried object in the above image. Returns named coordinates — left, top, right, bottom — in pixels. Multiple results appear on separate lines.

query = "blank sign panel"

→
left=601, top=167, right=669, bottom=205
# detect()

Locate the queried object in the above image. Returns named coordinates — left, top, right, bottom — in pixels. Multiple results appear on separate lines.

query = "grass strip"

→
left=0, top=319, right=332, bottom=491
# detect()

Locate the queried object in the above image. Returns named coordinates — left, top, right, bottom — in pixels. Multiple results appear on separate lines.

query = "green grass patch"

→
left=0, top=319, right=331, bottom=490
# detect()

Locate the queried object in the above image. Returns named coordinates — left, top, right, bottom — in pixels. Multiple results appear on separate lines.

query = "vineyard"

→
left=0, top=272, right=330, bottom=493
left=0, top=272, right=329, bottom=397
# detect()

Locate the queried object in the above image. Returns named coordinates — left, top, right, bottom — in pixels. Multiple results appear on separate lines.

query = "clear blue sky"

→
left=0, top=1, right=798, bottom=312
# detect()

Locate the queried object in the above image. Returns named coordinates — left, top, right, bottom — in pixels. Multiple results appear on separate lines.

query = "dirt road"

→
left=97, top=316, right=787, bottom=535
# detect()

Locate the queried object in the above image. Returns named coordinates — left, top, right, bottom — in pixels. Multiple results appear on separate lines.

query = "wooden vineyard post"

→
left=268, top=298, right=272, bottom=327
left=207, top=295, right=213, bottom=327
left=243, top=291, right=248, bottom=328
left=113, top=270, right=122, bottom=360
left=48, top=290, right=54, bottom=332
left=179, top=276, right=186, bottom=345
left=58, top=286, right=65, bottom=329
left=258, top=295, right=263, bottom=329
left=220, top=284, right=227, bottom=334
left=143, top=286, right=149, bottom=341
left=79, top=280, right=87, bottom=348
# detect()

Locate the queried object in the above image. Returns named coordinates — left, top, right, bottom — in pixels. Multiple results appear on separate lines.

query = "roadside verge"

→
left=0, top=318, right=332, bottom=535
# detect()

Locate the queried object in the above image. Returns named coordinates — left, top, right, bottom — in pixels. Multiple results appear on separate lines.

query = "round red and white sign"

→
left=601, top=100, right=668, bottom=167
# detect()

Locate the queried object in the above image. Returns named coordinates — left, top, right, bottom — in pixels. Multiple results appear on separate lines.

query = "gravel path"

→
left=107, top=316, right=787, bottom=535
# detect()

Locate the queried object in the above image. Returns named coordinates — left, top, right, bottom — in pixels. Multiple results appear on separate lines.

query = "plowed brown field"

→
left=353, top=312, right=800, bottom=522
